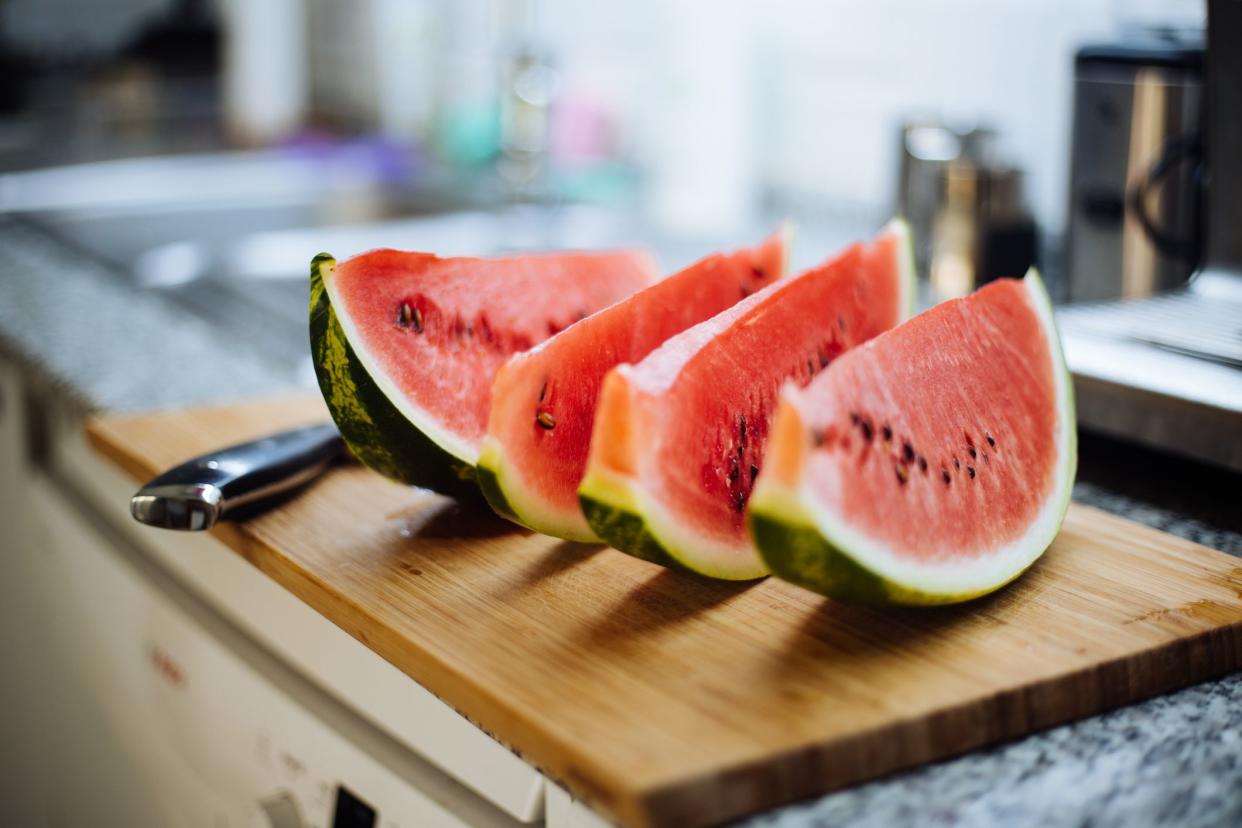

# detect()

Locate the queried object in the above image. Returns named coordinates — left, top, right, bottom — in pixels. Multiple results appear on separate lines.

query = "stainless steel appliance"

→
left=1064, top=33, right=1203, bottom=302
left=896, top=122, right=1038, bottom=303
left=896, top=122, right=997, bottom=280
left=1058, top=0, right=1242, bottom=472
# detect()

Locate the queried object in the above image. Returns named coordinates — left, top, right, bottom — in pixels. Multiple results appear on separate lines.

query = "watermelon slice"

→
left=310, top=248, right=657, bottom=498
left=476, top=228, right=791, bottom=541
left=748, top=270, right=1076, bottom=605
left=579, top=221, right=914, bottom=579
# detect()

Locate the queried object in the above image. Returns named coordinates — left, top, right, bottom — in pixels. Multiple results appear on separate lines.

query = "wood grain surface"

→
left=86, top=394, right=1242, bottom=828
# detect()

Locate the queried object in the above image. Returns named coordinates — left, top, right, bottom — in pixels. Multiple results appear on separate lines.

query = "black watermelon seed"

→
left=536, top=411, right=556, bottom=430
left=733, top=491, right=746, bottom=512
left=941, top=468, right=952, bottom=484
left=538, top=382, right=548, bottom=402
left=953, top=456, right=961, bottom=470
left=918, top=455, right=928, bottom=473
left=398, top=303, right=423, bottom=333
left=850, top=411, right=860, bottom=426
left=895, top=462, right=909, bottom=485
left=968, top=446, right=977, bottom=460
left=902, top=441, right=915, bottom=462
left=967, top=465, right=976, bottom=479
left=837, top=314, right=847, bottom=331
left=986, top=432, right=996, bottom=448
left=860, top=420, right=874, bottom=441
left=750, top=463, right=759, bottom=481
left=881, top=425, right=893, bottom=443
left=728, top=456, right=739, bottom=482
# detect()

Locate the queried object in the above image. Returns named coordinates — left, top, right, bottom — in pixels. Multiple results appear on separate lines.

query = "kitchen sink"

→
left=2, top=150, right=882, bottom=397
left=0, top=151, right=662, bottom=385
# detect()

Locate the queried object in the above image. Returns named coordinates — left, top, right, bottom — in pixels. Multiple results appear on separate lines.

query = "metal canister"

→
left=1063, top=35, right=1204, bottom=302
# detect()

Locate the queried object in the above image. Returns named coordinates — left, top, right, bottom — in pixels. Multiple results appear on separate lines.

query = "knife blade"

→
left=130, top=423, right=347, bottom=530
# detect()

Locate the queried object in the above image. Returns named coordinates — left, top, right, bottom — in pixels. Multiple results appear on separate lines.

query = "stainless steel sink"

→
left=1, top=150, right=882, bottom=399
left=0, top=151, right=662, bottom=384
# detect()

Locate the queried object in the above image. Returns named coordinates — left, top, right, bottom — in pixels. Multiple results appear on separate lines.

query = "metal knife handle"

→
left=130, top=423, right=346, bottom=531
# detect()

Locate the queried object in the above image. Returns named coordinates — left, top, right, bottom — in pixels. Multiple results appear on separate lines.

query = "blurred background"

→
left=0, top=0, right=1204, bottom=248
left=2, top=2, right=1241, bottom=827
left=1, top=0, right=1234, bottom=463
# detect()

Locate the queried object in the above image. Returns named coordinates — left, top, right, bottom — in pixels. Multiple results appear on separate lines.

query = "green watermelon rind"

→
left=747, top=497, right=1006, bottom=605
left=477, top=441, right=603, bottom=541
left=749, top=267, right=1077, bottom=605
left=309, top=253, right=481, bottom=500
left=578, top=497, right=683, bottom=570
left=473, top=452, right=524, bottom=525
left=579, top=218, right=917, bottom=581
left=577, top=473, right=696, bottom=573
left=473, top=461, right=516, bottom=520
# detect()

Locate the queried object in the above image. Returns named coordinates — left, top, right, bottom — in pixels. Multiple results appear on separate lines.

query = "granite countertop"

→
left=2, top=214, right=1239, bottom=827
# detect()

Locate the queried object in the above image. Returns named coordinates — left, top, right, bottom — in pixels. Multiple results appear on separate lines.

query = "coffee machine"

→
left=1057, top=0, right=1242, bottom=471
left=1063, top=34, right=1203, bottom=303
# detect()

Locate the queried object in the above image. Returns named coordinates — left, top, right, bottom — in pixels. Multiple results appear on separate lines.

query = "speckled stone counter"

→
left=2, top=214, right=1239, bottom=828
left=0, top=216, right=301, bottom=411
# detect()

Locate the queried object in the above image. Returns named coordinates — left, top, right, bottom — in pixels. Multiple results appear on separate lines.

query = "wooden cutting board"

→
left=86, top=394, right=1242, bottom=828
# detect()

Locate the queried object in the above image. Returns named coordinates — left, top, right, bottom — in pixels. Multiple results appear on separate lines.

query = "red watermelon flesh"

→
left=324, top=248, right=657, bottom=466
left=477, top=227, right=791, bottom=541
left=579, top=221, right=913, bottom=579
left=749, top=271, right=1075, bottom=604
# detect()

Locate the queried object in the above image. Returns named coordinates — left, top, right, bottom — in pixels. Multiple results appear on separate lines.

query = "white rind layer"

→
left=478, top=437, right=601, bottom=542
left=323, top=265, right=479, bottom=466
left=770, top=267, right=1076, bottom=598
left=640, top=485, right=772, bottom=580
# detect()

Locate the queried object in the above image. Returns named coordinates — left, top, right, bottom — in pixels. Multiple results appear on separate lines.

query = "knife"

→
left=130, top=423, right=347, bottom=531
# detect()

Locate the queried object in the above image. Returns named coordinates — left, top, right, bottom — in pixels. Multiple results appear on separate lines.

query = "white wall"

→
left=538, top=0, right=1203, bottom=234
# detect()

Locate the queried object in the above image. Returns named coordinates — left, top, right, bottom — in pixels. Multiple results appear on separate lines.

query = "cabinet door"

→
left=0, top=357, right=27, bottom=543
left=28, top=474, right=237, bottom=828
left=28, top=472, right=521, bottom=828
left=0, top=358, right=48, bottom=826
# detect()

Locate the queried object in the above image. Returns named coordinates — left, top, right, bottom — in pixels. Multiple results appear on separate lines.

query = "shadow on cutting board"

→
left=767, top=574, right=1028, bottom=680
left=386, top=494, right=524, bottom=540
left=495, top=540, right=607, bottom=600
left=575, top=568, right=759, bottom=644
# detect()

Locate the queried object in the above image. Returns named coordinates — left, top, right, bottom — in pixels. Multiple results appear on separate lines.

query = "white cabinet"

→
left=28, top=473, right=518, bottom=828
left=0, top=371, right=613, bottom=828
left=50, top=416, right=547, bottom=826
left=0, top=357, right=49, bottom=826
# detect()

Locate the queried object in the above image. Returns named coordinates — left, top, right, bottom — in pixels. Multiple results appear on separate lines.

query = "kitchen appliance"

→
left=86, top=393, right=1242, bottom=828
left=895, top=121, right=995, bottom=280
left=928, top=159, right=1038, bottom=301
left=1063, top=33, right=1204, bottom=302
left=1057, top=0, right=1242, bottom=472
left=896, top=121, right=1038, bottom=301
